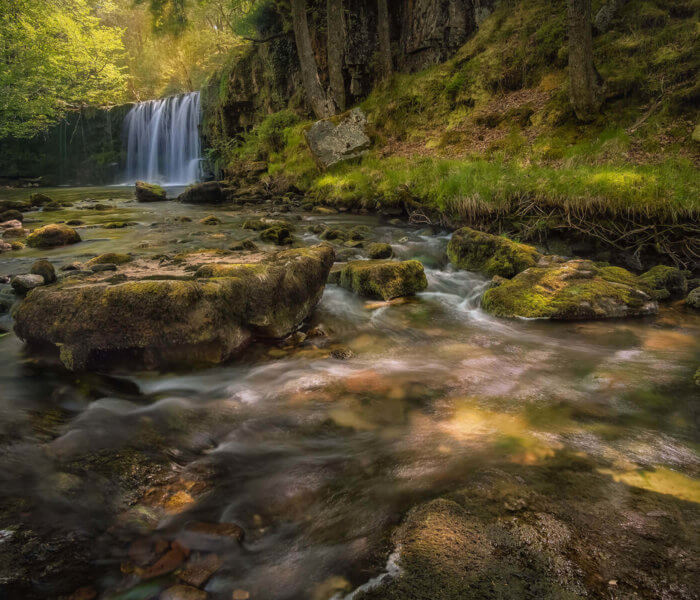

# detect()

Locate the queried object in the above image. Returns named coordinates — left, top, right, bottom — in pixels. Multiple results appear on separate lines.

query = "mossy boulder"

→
left=447, top=227, right=541, bottom=278
left=135, top=181, right=166, bottom=202
left=686, top=287, right=700, bottom=310
left=30, top=259, right=56, bottom=284
left=481, top=260, right=658, bottom=320
left=26, top=224, right=81, bottom=248
left=199, top=215, right=222, bottom=225
left=177, top=181, right=227, bottom=204
left=29, top=192, right=52, bottom=207
left=639, top=265, right=688, bottom=300
left=320, top=228, right=347, bottom=242
left=1, top=209, right=23, bottom=222
left=85, top=253, right=133, bottom=267
left=13, top=245, right=334, bottom=371
left=260, top=225, right=294, bottom=245
left=243, top=218, right=292, bottom=231
left=368, top=242, right=393, bottom=259
left=329, top=259, right=428, bottom=300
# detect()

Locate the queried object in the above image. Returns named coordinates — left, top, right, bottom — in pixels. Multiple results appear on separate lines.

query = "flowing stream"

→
left=122, top=93, right=202, bottom=185
left=0, top=187, right=698, bottom=599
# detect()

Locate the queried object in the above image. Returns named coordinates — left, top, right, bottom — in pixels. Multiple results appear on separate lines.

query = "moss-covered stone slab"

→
left=26, top=224, right=81, bottom=248
left=13, top=245, right=334, bottom=371
left=481, top=259, right=658, bottom=320
left=177, top=181, right=228, bottom=204
left=329, top=259, right=428, bottom=300
left=135, top=181, right=166, bottom=202
left=447, top=227, right=541, bottom=278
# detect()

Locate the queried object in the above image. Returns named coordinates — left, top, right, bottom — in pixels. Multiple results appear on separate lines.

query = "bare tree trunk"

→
left=327, top=0, right=346, bottom=111
left=377, top=0, right=392, bottom=79
left=290, top=0, right=337, bottom=119
left=568, top=0, right=603, bottom=121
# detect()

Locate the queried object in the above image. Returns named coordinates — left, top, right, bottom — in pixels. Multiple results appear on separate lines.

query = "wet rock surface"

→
left=135, top=181, right=167, bottom=202
left=329, top=259, right=428, bottom=300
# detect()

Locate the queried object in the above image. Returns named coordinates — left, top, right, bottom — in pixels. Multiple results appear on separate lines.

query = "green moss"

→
left=639, top=265, right=688, bottom=299
left=481, top=260, right=658, bottom=320
left=447, top=227, right=540, bottom=277
left=26, top=223, right=81, bottom=248
left=260, top=224, right=294, bottom=245
left=331, top=259, right=428, bottom=300
left=368, top=242, right=393, bottom=259
left=85, top=253, right=133, bottom=267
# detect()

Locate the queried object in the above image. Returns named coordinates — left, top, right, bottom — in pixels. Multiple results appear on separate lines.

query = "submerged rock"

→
left=26, top=224, right=81, bottom=248
left=481, top=259, right=658, bottom=320
left=13, top=245, right=334, bottom=370
left=447, top=227, right=541, bottom=278
left=177, top=181, right=228, bottom=204
left=329, top=259, right=428, bottom=300
left=639, top=265, right=688, bottom=299
left=135, top=181, right=166, bottom=202
left=305, top=107, right=371, bottom=169
left=11, top=274, right=45, bottom=295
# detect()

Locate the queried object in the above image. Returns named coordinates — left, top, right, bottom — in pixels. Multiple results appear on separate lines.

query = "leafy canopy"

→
left=0, top=0, right=127, bottom=138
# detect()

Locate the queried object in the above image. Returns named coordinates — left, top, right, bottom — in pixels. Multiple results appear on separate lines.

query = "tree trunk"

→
left=377, top=0, right=392, bottom=79
left=290, top=0, right=337, bottom=119
left=327, top=0, right=346, bottom=111
left=568, top=0, right=603, bottom=121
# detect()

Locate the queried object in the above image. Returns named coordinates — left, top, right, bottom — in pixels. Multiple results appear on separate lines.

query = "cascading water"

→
left=122, top=91, right=202, bottom=185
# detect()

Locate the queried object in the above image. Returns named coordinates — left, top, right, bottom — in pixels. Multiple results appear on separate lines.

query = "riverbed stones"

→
left=11, top=274, right=45, bottom=295
left=305, top=107, right=371, bottom=169
left=177, top=181, right=228, bottom=204
left=135, top=181, right=166, bottom=202
left=26, top=223, right=81, bottom=248
left=329, top=259, right=428, bottom=300
left=481, top=259, right=658, bottom=320
left=13, top=244, right=335, bottom=370
left=30, top=259, right=56, bottom=283
left=447, top=227, right=541, bottom=278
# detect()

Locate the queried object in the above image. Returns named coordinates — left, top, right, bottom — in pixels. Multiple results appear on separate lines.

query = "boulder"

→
left=260, top=225, right=294, bottom=245
left=29, top=192, right=52, bottom=207
left=26, top=224, right=81, bottom=248
left=639, top=265, right=687, bottom=299
left=177, top=181, right=228, bottom=204
left=0, top=210, right=23, bottom=222
left=85, top=253, right=133, bottom=267
left=199, top=215, right=222, bottom=225
left=2, top=226, right=28, bottom=240
left=686, top=287, right=700, bottom=310
left=447, top=227, right=541, bottom=278
left=30, top=259, right=56, bottom=284
left=13, top=245, right=335, bottom=371
left=368, top=242, right=393, bottom=259
left=329, top=259, right=428, bottom=300
left=305, top=108, right=371, bottom=169
left=135, top=181, right=166, bottom=202
left=0, top=241, right=12, bottom=253
left=243, top=218, right=292, bottom=231
left=11, top=274, right=45, bottom=295
left=481, top=259, right=658, bottom=320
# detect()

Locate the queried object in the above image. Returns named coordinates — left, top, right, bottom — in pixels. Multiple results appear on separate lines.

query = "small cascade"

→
left=122, top=91, right=202, bottom=185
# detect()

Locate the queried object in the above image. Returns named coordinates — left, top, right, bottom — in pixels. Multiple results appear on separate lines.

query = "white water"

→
left=122, top=91, right=202, bottom=185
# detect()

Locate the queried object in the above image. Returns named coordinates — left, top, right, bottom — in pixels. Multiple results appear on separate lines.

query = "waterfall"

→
left=122, top=91, right=202, bottom=185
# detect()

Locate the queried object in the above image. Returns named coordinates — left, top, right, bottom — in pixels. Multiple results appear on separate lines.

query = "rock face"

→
left=329, top=259, right=428, bottom=300
left=135, top=181, right=166, bottom=202
left=481, top=260, right=658, bottom=320
left=177, top=181, right=228, bottom=204
left=447, top=227, right=541, bottom=278
left=13, top=245, right=335, bottom=371
left=26, top=224, right=81, bottom=248
left=305, top=108, right=371, bottom=169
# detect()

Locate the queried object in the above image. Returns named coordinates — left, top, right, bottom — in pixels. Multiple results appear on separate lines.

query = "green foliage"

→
left=0, top=0, right=127, bottom=138
left=236, top=109, right=301, bottom=159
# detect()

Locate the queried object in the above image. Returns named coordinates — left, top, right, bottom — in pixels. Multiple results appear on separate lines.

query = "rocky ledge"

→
left=13, top=244, right=335, bottom=370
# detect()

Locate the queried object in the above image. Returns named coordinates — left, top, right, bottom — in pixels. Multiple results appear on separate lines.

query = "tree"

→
left=568, top=0, right=603, bottom=121
left=376, top=0, right=392, bottom=79
left=0, top=0, right=127, bottom=139
left=327, top=0, right=346, bottom=111
left=290, top=0, right=336, bottom=119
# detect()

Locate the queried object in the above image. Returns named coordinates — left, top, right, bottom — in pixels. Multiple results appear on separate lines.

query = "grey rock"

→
left=305, top=108, right=371, bottom=169
left=11, top=274, right=45, bottom=295
left=594, top=0, right=628, bottom=33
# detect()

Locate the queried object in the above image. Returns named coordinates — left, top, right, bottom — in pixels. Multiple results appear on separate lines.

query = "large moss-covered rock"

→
left=177, top=181, right=227, bottom=204
left=260, top=225, right=294, bottom=245
left=13, top=245, right=335, bottom=370
left=447, top=227, right=541, bottom=278
left=639, top=265, right=688, bottom=299
left=85, top=253, right=133, bottom=267
left=329, top=259, right=428, bottom=300
left=686, top=287, right=700, bottom=310
left=26, top=224, right=81, bottom=248
left=481, top=260, right=658, bottom=320
left=135, top=181, right=166, bottom=202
